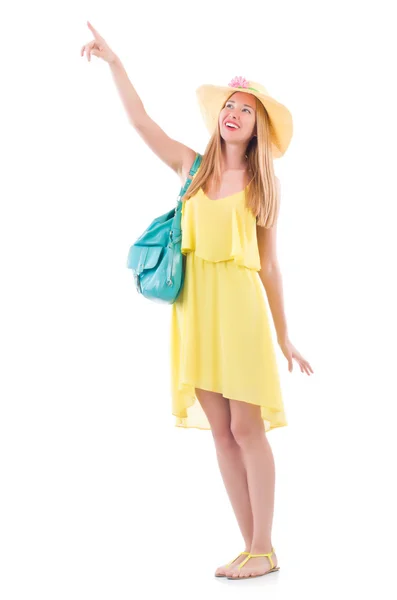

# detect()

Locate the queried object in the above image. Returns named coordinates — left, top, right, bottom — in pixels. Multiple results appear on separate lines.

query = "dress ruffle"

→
left=181, top=189, right=261, bottom=271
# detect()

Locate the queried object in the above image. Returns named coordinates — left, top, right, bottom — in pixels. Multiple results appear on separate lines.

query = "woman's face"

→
left=218, top=91, right=257, bottom=142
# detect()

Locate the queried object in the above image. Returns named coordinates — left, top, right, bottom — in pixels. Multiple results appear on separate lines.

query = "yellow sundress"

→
left=170, top=169, right=288, bottom=432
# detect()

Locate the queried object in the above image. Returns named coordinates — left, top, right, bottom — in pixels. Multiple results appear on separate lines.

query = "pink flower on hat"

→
left=228, top=76, right=249, bottom=88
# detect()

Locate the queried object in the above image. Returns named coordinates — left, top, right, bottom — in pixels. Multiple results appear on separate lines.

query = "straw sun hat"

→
left=196, top=75, right=293, bottom=158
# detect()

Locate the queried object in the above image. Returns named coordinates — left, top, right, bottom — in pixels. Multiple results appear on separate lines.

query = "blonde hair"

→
left=182, top=94, right=280, bottom=228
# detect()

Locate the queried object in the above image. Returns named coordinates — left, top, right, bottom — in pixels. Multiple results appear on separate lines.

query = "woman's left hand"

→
left=278, top=337, right=314, bottom=375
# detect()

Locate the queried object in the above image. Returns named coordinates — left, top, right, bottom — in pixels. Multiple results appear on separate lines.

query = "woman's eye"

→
left=225, top=103, right=250, bottom=113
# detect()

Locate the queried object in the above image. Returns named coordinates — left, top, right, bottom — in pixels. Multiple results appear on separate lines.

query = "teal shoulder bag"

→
left=126, top=152, right=202, bottom=304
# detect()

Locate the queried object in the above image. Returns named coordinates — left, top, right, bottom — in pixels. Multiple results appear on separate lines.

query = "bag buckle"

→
left=133, top=271, right=142, bottom=294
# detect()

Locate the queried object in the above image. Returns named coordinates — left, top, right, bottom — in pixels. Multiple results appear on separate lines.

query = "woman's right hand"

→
left=81, top=21, right=117, bottom=64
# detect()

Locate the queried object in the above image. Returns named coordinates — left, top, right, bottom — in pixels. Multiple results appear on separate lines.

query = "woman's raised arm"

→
left=81, top=21, right=197, bottom=181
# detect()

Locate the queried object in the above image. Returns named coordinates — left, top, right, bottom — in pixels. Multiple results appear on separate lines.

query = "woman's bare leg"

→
left=226, top=399, right=278, bottom=579
left=195, top=388, right=254, bottom=575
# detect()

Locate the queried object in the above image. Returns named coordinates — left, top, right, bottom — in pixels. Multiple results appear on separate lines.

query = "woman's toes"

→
left=226, top=569, right=240, bottom=578
left=239, top=570, right=250, bottom=578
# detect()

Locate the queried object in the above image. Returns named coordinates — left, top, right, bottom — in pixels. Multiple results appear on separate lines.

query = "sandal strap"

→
left=238, top=547, right=276, bottom=570
left=225, top=551, right=250, bottom=567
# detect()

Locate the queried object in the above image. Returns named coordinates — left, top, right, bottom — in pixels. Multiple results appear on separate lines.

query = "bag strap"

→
left=169, top=152, right=202, bottom=247
left=177, top=152, right=202, bottom=201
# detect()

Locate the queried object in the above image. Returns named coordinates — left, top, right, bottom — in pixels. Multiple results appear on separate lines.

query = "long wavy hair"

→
left=182, top=94, right=280, bottom=228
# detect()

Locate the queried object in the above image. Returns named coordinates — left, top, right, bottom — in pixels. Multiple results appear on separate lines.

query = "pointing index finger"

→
left=87, top=21, right=102, bottom=40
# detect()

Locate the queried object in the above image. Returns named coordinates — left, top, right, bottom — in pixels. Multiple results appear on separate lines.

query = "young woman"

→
left=82, top=21, right=314, bottom=581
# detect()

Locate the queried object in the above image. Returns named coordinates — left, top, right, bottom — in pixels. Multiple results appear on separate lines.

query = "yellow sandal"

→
left=214, top=551, right=250, bottom=578
left=226, top=547, right=280, bottom=580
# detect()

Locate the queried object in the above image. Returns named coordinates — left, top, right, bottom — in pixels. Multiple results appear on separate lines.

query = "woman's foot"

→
left=225, top=549, right=278, bottom=579
left=214, top=550, right=251, bottom=577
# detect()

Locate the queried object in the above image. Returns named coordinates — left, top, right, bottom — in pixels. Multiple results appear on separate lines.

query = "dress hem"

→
left=172, top=383, right=288, bottom=432
left=173, top=421, right=288, bottom=432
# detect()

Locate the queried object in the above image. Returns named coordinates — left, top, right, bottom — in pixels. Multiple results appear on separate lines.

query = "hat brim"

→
left=196, top=84, right=293, bottom=158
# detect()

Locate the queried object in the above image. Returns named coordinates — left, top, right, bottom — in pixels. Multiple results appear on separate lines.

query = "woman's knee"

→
left=229, top=399, right=263, bottom=445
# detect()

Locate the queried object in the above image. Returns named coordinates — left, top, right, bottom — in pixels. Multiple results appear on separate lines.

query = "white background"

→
left=1, top=0, right=396, bottom=598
